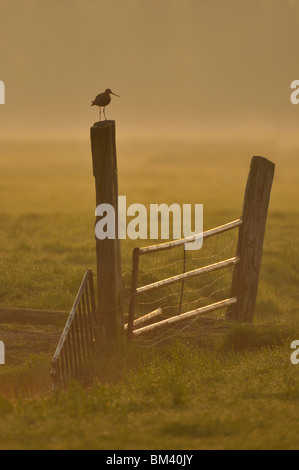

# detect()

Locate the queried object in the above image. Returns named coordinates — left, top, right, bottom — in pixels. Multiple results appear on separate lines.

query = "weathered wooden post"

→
left=228, top=156, right=275, bottom=322
left=90, top=120, right=123, bottom=340
left=127, top=247, right=140, bottom=339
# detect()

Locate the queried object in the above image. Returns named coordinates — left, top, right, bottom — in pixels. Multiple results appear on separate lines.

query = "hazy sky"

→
left=0, top=0, right=299, bottom=141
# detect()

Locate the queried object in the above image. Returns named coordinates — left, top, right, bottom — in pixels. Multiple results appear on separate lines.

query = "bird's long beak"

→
left=111, top=92, right=120, bottom=97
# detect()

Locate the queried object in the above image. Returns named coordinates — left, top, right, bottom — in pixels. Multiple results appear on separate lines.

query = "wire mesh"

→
left=124, top=222, right=240, bottom=344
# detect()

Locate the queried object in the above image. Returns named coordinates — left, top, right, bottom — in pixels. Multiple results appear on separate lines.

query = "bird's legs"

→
left=99, top=108, right=101, bottom=121
left=103, top=107, right=107, bottom=120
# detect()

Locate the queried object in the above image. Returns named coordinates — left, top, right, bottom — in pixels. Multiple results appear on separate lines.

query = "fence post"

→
left=90, top=120, right=123, bottom=340
left=127, top=247, right=140, bottom=339
left=228, top=156, right=275, bottom=322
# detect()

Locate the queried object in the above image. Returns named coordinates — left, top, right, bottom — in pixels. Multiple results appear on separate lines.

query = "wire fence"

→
left=125, top=219, right=242, bottom=342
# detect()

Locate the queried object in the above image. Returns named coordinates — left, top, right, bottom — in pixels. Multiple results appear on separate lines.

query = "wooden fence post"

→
left=228, top=156, right=275, bottom=322
left=127, top=247, right=140, bottom=339
left=90, top=120, right=123, bottom=340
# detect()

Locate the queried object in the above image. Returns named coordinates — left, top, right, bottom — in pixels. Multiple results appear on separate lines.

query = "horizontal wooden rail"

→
left=136, top=257, right=239, bottom=294
left=139, top=218, right=242, bottom=255
left=124, top=307, right=162, bottom=331
left=132, top=297, right=237, bottom=336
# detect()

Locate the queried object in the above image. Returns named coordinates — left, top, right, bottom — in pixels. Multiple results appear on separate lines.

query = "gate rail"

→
left=127, top=219, right=242, bottom=338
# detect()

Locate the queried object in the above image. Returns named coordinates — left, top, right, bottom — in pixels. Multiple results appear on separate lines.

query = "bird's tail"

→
left=91, top=101, right=95, bottom=106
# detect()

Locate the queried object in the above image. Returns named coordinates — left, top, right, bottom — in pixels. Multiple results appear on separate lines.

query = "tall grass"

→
left=0, top=340, right=299, bottom=449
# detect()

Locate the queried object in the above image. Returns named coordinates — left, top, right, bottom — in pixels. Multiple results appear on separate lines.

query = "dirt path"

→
left=0, top=308, right=66, bottom=365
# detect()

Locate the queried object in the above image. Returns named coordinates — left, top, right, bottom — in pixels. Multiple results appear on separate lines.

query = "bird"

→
left=91, top=88, right=120, bottom=121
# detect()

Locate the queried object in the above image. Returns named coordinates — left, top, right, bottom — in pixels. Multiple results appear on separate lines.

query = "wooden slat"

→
left=136, top=257, right=239, bottom=294
left=132, top=298, right=237, bottom=337
left=139, top=218, right=242, bottom=254
left=124, top=307, right=162, bottom=331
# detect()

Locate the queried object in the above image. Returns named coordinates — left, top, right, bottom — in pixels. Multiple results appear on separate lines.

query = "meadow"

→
left=0, top=136, right=299, bottom=449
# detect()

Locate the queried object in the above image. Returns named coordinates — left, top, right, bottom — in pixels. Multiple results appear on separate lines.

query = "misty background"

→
left=0, top=0, right=299, bottom=144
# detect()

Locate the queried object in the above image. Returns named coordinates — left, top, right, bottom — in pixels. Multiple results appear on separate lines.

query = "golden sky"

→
left=0, top=0, right=299, bottom=142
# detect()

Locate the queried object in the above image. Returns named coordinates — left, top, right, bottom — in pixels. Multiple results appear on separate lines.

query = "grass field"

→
left=0, top=136, right=299, bottom=449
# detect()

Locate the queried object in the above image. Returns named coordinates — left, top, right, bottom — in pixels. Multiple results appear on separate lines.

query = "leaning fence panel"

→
left=51, top=269, right=96, bottom=388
